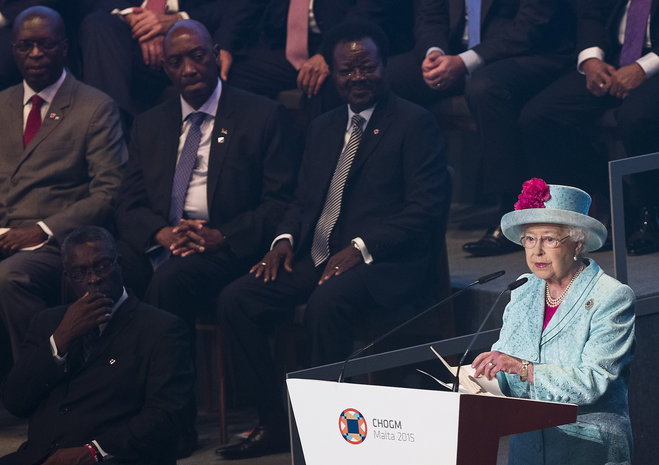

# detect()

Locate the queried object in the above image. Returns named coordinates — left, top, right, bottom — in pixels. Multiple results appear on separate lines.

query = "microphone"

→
left=452, top=277, right=528, bottom=392
left=336, top=270, right=506, bottom=382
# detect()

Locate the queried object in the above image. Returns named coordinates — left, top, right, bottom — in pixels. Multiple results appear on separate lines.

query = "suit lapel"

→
left=152, top=99, right=183, bottom=209
left=206, top=86, right=236, bottom=209
left=16, top=74, right=74, bottom=172
left=6, top=86, right=25, bottom=165
left=449, top=0, right=464, bottom=41
left=83, top=295, right=138, bottom=367
left=515, top=277, right=545, bottom=362
left=481, top=0, right=494, bottom=25
left=346, top=94, right=392, bottom=181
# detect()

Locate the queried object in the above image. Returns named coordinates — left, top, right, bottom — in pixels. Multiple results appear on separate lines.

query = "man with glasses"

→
left=0, top=226, right=194, bottom=465
left=0, top=6, right=126, bottom=377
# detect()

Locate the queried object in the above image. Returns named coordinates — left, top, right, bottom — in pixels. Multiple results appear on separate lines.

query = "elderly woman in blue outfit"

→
left=472, top=178, right=635, bottom=465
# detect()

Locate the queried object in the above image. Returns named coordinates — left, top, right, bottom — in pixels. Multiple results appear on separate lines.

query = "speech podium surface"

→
left=287, top=378, right=577, bottom=465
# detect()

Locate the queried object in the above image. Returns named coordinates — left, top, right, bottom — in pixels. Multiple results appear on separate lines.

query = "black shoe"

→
left=216, top=424, right=289, bottom=460
left=462, top=225, right=520, bottom=257
left=627, top=206, right=659, bottom=256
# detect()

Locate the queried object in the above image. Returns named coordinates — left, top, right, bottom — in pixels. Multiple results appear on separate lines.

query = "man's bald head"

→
left=162, top=20, right=219, bottom=109
left=13, top=6, right=66, bottom=42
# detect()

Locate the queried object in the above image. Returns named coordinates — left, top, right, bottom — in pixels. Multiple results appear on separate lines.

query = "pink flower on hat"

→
left=514, top=178, right=550, bottom=210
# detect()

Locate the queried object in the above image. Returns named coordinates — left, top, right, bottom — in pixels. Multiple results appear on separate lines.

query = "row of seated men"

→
left=0, top=1, right=658, bottom=463
left=0, top=6, right=448, bottom=464
left=2, top=0, right=659, bottom=257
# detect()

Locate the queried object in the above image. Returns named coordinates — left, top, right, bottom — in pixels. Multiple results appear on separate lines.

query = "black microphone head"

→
left=507, top=277, right=529, bottom=291
left=476, top=270, right=505, bottom=285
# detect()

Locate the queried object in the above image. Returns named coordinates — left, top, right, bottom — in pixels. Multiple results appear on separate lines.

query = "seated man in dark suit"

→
left=388, top=0, right=577, bottom=256
left=0, top=226, right=194, bottom=465
left=0, top=6, right=126, bottom=376
left=217, top=20, right=451, bottom=459
left=79, top=0, right=224, bottom=120
left=521, top=0, right=659, bottom=255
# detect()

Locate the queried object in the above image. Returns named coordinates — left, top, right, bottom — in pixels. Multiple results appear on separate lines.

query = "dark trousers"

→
left=218, top=255, right=383, bottom=421
left=520, top=68, right=659, bottom=206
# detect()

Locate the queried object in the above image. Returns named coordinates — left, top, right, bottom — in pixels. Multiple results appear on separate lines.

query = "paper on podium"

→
left=430, top=346, right=504, bottom=396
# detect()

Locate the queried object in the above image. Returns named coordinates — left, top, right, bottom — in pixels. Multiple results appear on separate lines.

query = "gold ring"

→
left=261, top=262, right=267, bottom=266
left=334, top=266, right=340, bottom=270
left=488, top=362, right=494, bottom=367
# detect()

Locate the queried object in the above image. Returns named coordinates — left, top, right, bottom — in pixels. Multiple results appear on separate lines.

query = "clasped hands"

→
left=156, top=219, right=225, bottom=258
left=250, top=240, right=362, bottom=285
left=582, top=58, right=646, bottom=99
left=0, top=224, right=47, bottom=257
left=422, top=50, right=468, bottom=90
left=124, top=8, right=180, bottom=67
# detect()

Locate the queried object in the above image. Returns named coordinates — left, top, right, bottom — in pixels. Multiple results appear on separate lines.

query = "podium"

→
left=287, top=378, right=577, bottom=465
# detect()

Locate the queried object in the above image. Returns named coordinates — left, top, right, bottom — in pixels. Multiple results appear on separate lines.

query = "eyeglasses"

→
left=519, top=235, right=570, bottom=249
left=336, top=64, right=380, bottom=79
left=11, top=39, right=64, bottom=54
left=65, top=257, right=117, bottom=282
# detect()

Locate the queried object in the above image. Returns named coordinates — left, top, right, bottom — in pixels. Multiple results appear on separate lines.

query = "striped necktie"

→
left=310, top=114, right=366, bottom=266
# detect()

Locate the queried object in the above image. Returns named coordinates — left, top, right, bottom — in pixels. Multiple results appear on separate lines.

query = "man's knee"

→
left=80, top=10, right=128, bottom=43
left=465, top=72, right=511, bottom=108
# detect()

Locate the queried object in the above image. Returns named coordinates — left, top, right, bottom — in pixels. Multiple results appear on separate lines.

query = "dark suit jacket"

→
left=0, top=295, right=194, bottom=465
left=116, top=84, right=298, bottom=263
left=279, top=91, right=450, bottom=307
left=577, top=0, right=659, bottom=57
left=0, top=1, right=56, bottom=23
left=0, top=73, right=127, bottom=245
left=414, top=0, right=576, bottom=63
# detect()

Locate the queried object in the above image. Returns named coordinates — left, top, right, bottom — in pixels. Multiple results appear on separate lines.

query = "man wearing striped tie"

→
left=217, top=20, right=451, bottom=460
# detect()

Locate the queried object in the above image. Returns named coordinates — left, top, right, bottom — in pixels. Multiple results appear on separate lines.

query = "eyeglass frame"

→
left=64, top=256, right=118, bottom=282
left=11, top=39, right=66, bottom=54
left=519, top=234, right=571, bottom=249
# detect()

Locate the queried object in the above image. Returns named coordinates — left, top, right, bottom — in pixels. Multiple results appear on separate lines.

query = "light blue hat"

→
left=500, top=179, right=608, bottom=252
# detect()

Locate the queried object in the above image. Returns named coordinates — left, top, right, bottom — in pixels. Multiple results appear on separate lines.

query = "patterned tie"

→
left=144, top=0, right=167, bottom=13
left=467, top=0, right=481, bottom=48
left=310, top=114, right=365, bottom=266
left=285, top=0, right=309, bottom=70
left=23, top=95, right=44, bottom=147
left=619, top=0, right=652, bottom=67
left=168, top=112, right=205, bottom=225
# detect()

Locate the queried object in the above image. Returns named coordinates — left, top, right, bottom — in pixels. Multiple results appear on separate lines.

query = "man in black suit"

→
left=521, top=0, right=659, bottom=255
left=388, top=0, right=576, bottom=256
left=217, top=20, right=450, bottom=459
left=220, top=0, right=395, bottom=117
left=116, top=19, right=297, bottom=327
left=79, top=0, right=224, bottom=120
left=0, top=226, right=194, bottom=465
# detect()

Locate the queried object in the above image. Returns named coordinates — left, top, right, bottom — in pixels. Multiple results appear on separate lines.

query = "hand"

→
left=609, top=63, right=646, bottom=100
left=249, top=239, right=294, bottom=282
left=154, top=226, right=178, bottom=249
left=218, top=49, right=233, bottom=81
left=139, top=35, right=164, bottom=68
left=42, top=447, right=96, bottom=465
left=129, top=8, right=179, bottom=42
left=318, top=244, right=362, bottom=285
left=423, top=52, right=467, bottom=90
left=53, top=292, right=114, bottom=354
left=582, top=58, right=615, bottom=96
left=472, top=350, right=533, bottom=382
left=0, top=225, right=47, bottom=256
left=170, top=219, right=225, bottom=256
left=297, top=54, right=330, bottom=98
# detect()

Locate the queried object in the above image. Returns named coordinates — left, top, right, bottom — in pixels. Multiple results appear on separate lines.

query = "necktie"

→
left=82, top=326, right=100, bottom=363
left=285, top=0, right=309, bottom=70
left=467, top=0, right=481, bottom=49
left=144, top=0, right=167, bottom=13
left=23, top=95, right=44, bottom=147
left=169, top=112, right=205, bottom=225
left=310, top=114, right=365, bottom=266
left=619, top=0, right=652, bottom=67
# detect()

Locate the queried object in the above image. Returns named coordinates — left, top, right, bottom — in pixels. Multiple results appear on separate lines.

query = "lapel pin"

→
left=373, top=129, right=379, bottom=135
left=585, top=298, right=594, bottom=310
left=221, top=128, right=228, bottom=134
left=49, top=113, right=60, bottom=120
left=109, top=358, right=116, bottom=365
left=217, top=137, right=225, bottom=144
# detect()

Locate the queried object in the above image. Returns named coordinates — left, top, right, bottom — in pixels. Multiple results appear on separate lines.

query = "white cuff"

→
left=178, top=11, right=189, bottom=19
left=577, top=47, right=605, bottom=74
left=111, top=7, right=134, bottom=15
left=37, top=221, right=54, bottom=239
left=458, top=50, right=484, bottom=74
left=271, top=234, right=294, bottom=250
left=49, top=334, right=67, bottom=363
left=636, top=52, right=659, bottom=78
left=92, top=440, right=110, bottom=459
left=426, top=47, right=446, bottom=57
left=351, top=238, right=373, bottom=264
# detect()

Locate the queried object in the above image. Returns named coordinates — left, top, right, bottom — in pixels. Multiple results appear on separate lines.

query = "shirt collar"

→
left=180, top=78, right=222, bottom=121
left=99, top=287, right=128, bottom=334
left=23, top=69, right=67, bottom=106
left=346, top=104, right=375, bottom=131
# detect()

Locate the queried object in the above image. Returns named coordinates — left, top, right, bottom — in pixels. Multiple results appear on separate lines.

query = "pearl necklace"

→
left=545, top=265, right=585, bottom=307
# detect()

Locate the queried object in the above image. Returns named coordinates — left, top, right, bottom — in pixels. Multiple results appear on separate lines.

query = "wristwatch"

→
left=520, top=360, right=530, bottom=382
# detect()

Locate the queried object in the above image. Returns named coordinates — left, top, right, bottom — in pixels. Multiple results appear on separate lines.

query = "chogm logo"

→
left=339, top=408, right=367, bottom=444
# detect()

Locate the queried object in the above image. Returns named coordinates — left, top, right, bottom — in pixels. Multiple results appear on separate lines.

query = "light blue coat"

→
left=493, top=259, right=635, bottom=465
